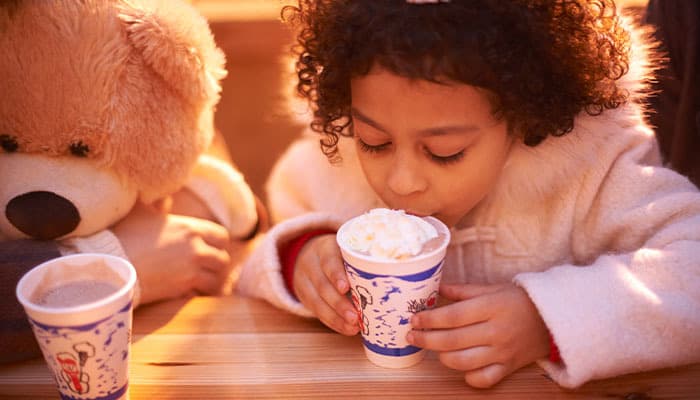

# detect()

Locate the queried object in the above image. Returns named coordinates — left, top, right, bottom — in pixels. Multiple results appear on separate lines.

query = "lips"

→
left=380, top=198, right=432, bottom=218
left=402, top=210, right=432, bottom=218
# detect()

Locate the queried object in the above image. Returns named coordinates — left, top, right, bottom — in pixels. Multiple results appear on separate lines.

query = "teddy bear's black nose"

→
left=6, top=191, right=81, bottom=240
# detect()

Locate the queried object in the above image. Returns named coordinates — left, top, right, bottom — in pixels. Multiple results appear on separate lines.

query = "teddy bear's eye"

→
left=0, top=134, right=19, bottom=153
left=69, top=141, right=90, bottom=157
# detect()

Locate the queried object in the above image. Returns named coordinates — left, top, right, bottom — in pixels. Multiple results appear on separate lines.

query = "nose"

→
left=6, top=191, right=81, bottom=239
left=386, top=152, right=428, bottom=196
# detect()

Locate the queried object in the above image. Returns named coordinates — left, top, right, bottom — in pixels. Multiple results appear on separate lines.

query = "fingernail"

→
left=336, top=279, right=348, bottom=292
left=344, top=310, right=357, bottom=324
left=406, top=332, right=414, bottom=344
left=345, top=326, right=358, bottom=336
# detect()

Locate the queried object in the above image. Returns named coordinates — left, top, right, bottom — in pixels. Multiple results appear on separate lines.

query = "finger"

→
left=439, top=283, right=506, bottom=301
left=317, top=236, right=349, bottom=293
left=296, top=274, right=359, bottom=336
left=411, top=297, right=491, bottom=329
left=193, top=268, right=225, bottom=295
left=317, top=277, right=358, bottom=325
left=190, top=217, right=231, bottom=249
left=306, top=261, right=358, bottom=326
left=463, top=363, right=509, bottom=389
left=407, top=321, right=493, bottom=351
left=437, top=345, right=498, bottom=372
left=193, top=238, right=232, bottom=274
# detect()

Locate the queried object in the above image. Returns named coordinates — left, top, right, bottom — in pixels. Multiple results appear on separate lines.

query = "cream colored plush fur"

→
left=0, top=1, right=259, bottom=299
left=0, top=0, right=224, bottom=202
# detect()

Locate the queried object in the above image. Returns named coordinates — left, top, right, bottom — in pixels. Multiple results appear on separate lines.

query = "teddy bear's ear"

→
left=117, top=0, right=226, bottom=102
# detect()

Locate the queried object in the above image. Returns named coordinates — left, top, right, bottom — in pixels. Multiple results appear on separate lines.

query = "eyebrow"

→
left=350, top=107, right=480, bottom=137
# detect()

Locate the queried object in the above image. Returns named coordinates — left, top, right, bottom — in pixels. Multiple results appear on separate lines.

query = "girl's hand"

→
left=113, top=202, right=233, bottom=304
left=293, top=234, right=360, bottom=336
left=407, top=283, right=550, bottom=388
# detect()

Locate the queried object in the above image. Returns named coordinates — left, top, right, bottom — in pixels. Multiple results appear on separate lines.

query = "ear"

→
left=117, top=0, right=226, bottom=102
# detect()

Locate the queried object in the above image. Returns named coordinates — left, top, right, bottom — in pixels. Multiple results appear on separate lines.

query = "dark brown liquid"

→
left=35, top=281, right=119, bottom=308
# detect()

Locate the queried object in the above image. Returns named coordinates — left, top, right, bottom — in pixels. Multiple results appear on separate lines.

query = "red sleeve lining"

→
left=280, top=229, right=336, bottom=299
left=549, top=332, right=562, bottom=363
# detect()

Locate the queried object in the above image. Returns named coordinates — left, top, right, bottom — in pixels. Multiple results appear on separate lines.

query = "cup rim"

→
left=336, top=215, right=450, bottom=264
left=16, top=253, right=137, bottom=316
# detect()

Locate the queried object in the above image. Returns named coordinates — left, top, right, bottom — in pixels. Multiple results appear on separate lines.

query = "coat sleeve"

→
left=236, top=136, right=378, bottom=316
left=236, top=212, right=344, bottom=317
left=184, top=154, right=258, bottom=240
left=0, top=240, right=61, bottom=364
left=515, top=129, right=700, bottom=388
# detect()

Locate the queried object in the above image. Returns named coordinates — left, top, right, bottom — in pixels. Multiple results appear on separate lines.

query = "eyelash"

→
left=357, top=138, right=465, bottom=166
left=427, top=150, right=465, bottom=165
left=357, top=139, right=389, bottom=154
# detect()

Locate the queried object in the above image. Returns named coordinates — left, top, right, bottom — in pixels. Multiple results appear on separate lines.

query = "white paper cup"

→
left=16, top=253, right=136, bottom=400
left=337, top=215, right=450, bottom=368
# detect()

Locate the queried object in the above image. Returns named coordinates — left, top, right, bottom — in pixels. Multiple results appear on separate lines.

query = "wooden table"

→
left=1, top=296, right=699, bottom=399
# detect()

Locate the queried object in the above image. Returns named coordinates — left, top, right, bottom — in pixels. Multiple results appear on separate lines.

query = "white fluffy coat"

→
left=237, top=25, right=700, bottom=388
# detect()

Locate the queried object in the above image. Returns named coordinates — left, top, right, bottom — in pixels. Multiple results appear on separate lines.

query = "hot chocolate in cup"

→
left=336, top=208, right=450, bottom=368
left=16, top=253, right=136, bottom=400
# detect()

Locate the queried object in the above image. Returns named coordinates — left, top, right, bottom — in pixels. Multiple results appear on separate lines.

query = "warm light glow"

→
left=641, top=165, right=656, bottom=177
left=624, top=250, right=662, bottom=304
left=190, top=0, right=649, bottom=22
left=191, top=0, right=295, bottom=22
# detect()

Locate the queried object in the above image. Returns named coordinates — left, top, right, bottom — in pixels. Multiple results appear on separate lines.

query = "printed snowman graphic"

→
left=350, top=285, right=373, bottom=335
left=56, top=342, right=95, bottom=394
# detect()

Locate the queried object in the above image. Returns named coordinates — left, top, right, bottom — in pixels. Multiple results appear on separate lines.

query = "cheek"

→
left=431, top=169, right=487, bottom=215
left=357, top=153, right=389, bottom=191
left=446, top=166, right=502, bottom=210
left=431, top=172, right=467, bottom=201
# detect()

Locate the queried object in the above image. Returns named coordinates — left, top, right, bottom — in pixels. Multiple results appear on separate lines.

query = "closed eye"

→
left=426, top=149, right=465, bottom=165
left=359, top=137, right=466, bottom=165
left=357, top=138, right=390, bottom=154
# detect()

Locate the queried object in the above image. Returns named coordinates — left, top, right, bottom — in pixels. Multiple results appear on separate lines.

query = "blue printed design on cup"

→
left=362, top=338, right=422, bottom=357
left=344, top=261, right=442, bottom=282
left=29, top=303, right=133, bottom=400
left=59, top=383, right=128, bottom=400
left=344, top=259, right=443, bottom=358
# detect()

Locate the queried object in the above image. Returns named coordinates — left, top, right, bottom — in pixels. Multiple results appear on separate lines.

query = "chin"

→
left=420, top=211, right=451, bottom=225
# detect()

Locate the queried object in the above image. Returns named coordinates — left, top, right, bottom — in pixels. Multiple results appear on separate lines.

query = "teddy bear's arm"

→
left=0, top=240, right=61, bottom=363
left=182, top=129, right=264, bottom=240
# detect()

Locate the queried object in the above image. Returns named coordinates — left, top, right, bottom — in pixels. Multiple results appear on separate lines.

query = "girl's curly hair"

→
left=282, top=0, right=631, bottom=160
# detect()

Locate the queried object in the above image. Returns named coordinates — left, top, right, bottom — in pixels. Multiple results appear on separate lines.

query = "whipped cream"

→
left=339, top=208, right=438, bottom=260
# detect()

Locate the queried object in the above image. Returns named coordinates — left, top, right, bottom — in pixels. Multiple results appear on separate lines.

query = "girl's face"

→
left=350, top=66, right=513, bottom=227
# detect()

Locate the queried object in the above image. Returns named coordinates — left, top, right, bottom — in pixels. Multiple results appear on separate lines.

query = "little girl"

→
left=237, top=0, right=700, bottom=389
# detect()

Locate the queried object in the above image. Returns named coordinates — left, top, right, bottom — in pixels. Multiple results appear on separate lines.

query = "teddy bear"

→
left=0, top=0, right=260, bottom=299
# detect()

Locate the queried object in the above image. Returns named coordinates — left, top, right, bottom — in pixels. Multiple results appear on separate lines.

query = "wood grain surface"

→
left=1, top=296, right=698, bottom=399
